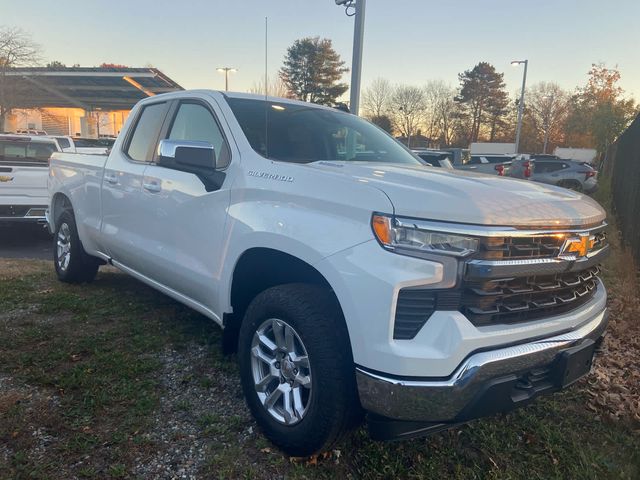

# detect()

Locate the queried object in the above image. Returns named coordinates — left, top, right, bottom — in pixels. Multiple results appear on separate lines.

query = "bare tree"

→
left=389, top=85, right=426, bottom=147
left=527, top=82, right=569, bottom=153
left=248, top=75, right=290, bottom=99
left=422, top=80, right=460, bottom=146
left=361, top=77, right=392, bottom=118
left=0, top=27, right=41, bottom=130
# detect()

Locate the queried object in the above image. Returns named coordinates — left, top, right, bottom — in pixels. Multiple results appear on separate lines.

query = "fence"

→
left=610, top=113, right=640, bottom=263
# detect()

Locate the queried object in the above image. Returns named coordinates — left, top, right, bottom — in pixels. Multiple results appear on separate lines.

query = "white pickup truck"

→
left=1, top=134, right=60, bottom=223
left=48, top=91, right=609, bottom=456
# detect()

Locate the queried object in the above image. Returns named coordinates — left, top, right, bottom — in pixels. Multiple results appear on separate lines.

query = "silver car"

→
left=455, top=154, right=514, bottom=176
left=510, top=157, right=598, bottom=193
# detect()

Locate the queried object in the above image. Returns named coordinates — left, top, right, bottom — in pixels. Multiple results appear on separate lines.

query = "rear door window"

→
left=125, top=102, right=169, bottom=162
left=535, top=162, right=564, bottom=173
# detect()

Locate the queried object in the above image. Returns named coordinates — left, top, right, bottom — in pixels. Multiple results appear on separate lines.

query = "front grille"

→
left=477, top=231, right=607, bottom=260
left=393, top=225, right=607, bottom=339
left=461, top=266, right=600, bottom=325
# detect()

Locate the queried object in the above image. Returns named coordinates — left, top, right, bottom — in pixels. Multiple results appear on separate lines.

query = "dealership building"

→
left=2, top=67, right=182, bottom=137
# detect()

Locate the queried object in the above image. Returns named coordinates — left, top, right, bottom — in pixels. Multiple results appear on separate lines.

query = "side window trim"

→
left=161, top=98, right=231, bottom=170
left=121, top=101, right=170, bottom=164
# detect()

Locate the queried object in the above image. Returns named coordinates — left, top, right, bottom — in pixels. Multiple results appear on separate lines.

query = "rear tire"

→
left=53, top=210, right=100, bottom=283
left=238, top=283, right=360, bottom=456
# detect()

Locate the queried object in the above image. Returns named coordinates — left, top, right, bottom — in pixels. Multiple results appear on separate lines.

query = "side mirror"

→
left=157, top=139, right=216, bottom=171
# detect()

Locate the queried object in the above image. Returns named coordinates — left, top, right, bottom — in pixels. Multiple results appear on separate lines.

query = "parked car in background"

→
left=412, top=149, right=454, bottom=168
left=49, top=90, right=609, bottom=456
left=456, top=154, right=515, bottom=176
left=0, top=134, right=60, bottom=223
left=440, top=147, right=470, bottom=166
left=469, top=142, right=516, bottom=155
left=46, top=136, right=76, bottom=153
left=16, top=129, right=48, bottom=136
left=510, top=157, right=598, bottom=193
left=554, top=147, right=597, bottom=164
left=72, top=137, right=114, bottom=155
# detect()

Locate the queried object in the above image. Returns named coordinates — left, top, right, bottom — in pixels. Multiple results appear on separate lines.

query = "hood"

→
left=306, top=162, right=606, bottom=228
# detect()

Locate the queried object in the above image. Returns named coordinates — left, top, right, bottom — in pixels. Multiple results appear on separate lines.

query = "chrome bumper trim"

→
left=356, top=305, right=609, bottom=421
left=394, top=218, right=607, bottom=238
left=465, top=245, right=609, bottom=279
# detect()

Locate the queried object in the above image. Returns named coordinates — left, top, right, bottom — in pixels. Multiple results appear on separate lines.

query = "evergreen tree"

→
left=455, top=62, right=509, bottom=142
left=279, top=37, right=349, bottom=106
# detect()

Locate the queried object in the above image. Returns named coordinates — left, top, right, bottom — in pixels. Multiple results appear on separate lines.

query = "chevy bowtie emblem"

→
left=0, top=175, right=14, bottom=182
left=560, top=233, right=595, bottom=258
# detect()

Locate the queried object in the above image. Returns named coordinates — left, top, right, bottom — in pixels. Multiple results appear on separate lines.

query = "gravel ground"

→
left=0, top=374, right=61, bottom=471
left=132, top=346, right=253, bottom=479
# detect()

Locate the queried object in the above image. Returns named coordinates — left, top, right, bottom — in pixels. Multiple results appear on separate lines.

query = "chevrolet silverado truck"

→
left=1, top=134, right=60, bottom=223
left=48, top=91, right=609, bottom=456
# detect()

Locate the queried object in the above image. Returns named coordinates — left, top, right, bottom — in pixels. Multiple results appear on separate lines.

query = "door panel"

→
left=99, top=101, right=170, bottom=271
left=140, top=165, right=230, bottom=308
left=132, top=97, right=233, bottom=313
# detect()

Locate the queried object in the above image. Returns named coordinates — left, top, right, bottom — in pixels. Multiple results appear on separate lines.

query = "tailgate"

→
left=0, top=163, right=49, bottom=206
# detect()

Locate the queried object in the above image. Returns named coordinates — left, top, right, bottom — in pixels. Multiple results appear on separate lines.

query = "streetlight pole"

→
left=217, top=67, right=237, bottom=91
left=336, top=0, right=367, bottom=116
left=511, top=59, right=528, bottom=153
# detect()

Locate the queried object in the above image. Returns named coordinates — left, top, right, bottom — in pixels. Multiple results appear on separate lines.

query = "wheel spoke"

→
left=292, top=355, right=309, bottom=369
left=272, top=320, right=286, bottom=350
left=257, top=332, right=277, bottom=353
left=265, top=384, right=283, bottom=409
left=296, top=373, right=311, bottom=389
left=251, top=345, right=275, bottom=367
left=281, top=386, right=294, bottom=424
left=284, top=325, right=295, bottom=353
left=292, top=387, right=305, bottom=419
left=255, top=373, right=277, bottom=393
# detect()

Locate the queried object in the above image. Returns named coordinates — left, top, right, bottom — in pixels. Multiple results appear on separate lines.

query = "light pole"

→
left=217, top=67, right=237, bottom=91
left=336, top=0, right=367, bottom=116
left=511, top=59, right=528, bottom=153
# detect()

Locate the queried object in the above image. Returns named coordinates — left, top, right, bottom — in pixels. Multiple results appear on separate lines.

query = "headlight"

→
left=372, top=214, right=478, bottom=257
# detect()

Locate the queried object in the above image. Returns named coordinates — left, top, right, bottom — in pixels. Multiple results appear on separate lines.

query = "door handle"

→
left=143, top=180, right=161, bottom=193
left=104, top=172, right=118, bottom=184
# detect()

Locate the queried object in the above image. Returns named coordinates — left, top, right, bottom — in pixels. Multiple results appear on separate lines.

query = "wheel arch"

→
left=223, top=247, right=348, bottom=355
left=49, top=192, right=74, bottom=232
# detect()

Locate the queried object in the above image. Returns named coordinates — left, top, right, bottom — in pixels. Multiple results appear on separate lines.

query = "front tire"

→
left=238, top=284, right=359, bottom=456
left=53, top=210, right=99, bottom=283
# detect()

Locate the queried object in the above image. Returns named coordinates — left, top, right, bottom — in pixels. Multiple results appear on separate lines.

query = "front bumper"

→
left=357, top=304, right=608, bottom=430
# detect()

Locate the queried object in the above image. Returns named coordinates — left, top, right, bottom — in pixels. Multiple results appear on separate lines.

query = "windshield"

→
left=227, top=97, right=421, bottom=166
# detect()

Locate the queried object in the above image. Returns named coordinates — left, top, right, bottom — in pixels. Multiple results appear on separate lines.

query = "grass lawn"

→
left=0, top=200, right=638, bottom=478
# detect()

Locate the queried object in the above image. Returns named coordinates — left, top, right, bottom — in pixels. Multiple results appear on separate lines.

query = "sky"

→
left=2, top=0, right=639, bottom=100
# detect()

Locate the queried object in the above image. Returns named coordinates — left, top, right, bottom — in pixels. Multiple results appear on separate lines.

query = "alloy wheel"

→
left=250, top=318, right=312, bottom=425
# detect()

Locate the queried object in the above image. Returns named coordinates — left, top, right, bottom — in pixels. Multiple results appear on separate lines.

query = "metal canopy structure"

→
left=4, top=67, right=183, bottom=110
